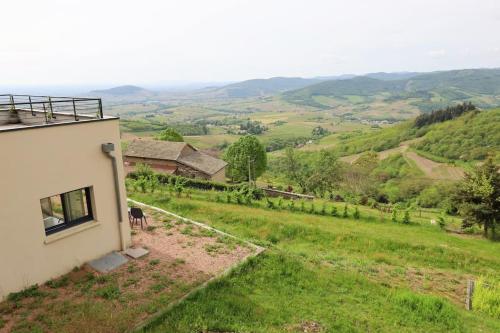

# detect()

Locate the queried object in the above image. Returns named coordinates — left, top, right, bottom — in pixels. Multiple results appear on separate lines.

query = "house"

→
left=0, top=94, right=131, bottom=300
left=124, top=139, right=227, bottom=182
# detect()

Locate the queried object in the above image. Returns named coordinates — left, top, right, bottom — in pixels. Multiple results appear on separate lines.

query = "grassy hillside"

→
left=320, top=108, right=499, bottom=163
left=129, top=190, right=500, bottom=333
left=284, top=68, right=500, bottom=112
left=413, top=108, right=500, bottom=163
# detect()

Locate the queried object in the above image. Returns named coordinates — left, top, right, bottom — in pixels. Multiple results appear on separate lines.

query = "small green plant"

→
left=320, top=202, right=327, bottom=215
left=226, top=192, right=232, bottom=203
left=149, top=259, right=160, bottom=266
left=353, top=206, right=360, bottom=219
left=331, top=205, right=338, bottom=217
left=391, top=209, right=398, bottom=223
left=402, top=210, right=411, bottom=224
left=309, top=203, right=315, bottom=214
left=7, top=285, right=46, bottom=302
left=277, top=197, right=283, bottom=210
left=342, top=204, right=348, bottom=218
left=300, top=201, right=305, bottom=212
left=95, top=284, right=121, bottom=300
left=46, top=276, right=69, bottom=289
left=266, top=198, right=275, bottom=209
left=127, top=264, right=139, bottom=273
left=437, top=214, right=446, bottom=229
left=288, top=200, right=295, bottom=211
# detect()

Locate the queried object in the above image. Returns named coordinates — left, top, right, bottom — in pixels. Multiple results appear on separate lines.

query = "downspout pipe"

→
left=102, top=143, right=127, bottom=251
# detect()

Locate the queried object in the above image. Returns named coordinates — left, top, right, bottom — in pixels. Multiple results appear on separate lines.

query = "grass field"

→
left=128, top=189, right=500, bottom=333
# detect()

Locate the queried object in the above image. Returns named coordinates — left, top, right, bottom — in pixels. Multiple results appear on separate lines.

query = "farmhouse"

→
left=0, top=94, right=131, bottom=300
left=124, top=139, right=227, bottom=182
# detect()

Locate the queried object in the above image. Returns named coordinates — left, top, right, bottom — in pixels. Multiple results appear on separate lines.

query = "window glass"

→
left=64, top=189, right=88, bottom=221
left=40, top=187, right=93, bottom=235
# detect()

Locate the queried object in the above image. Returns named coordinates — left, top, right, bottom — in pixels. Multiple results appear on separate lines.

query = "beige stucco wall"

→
left=0, top=119, right=131, bottom=300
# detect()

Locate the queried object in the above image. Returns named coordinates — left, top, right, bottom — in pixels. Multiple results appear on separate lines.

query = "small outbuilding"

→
left=124, top=139, right=227, bottom=182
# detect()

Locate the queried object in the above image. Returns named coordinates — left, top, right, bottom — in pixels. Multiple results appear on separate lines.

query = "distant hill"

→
left=284, top=68, right=500, bottom=112
left=212, top=77, right=325, bottom=98
left=364, top=72, right=420, bottom=81
left=90, top=85, right=153, bottom=96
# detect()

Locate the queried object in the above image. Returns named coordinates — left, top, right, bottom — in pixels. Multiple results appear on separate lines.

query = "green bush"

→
left=128, top=172, right=241, bottom=192
left=353, top=206, right=360, bottom=219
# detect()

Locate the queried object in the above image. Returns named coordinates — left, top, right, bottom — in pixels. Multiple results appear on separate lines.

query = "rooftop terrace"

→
left=0, top=94, right=112, bottom=131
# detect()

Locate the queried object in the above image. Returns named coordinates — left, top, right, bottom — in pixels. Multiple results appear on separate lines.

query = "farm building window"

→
left=40, top=187, right=94, bottom=235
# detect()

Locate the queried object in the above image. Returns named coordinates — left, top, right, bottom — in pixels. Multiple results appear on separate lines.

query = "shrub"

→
left=128, top=172, right=241, bottom=192
left=135, top=163, right=153, bottom=177
left=391, top=209, right=398, bottom=223
left=437, top=215, right=446, bottom=229
left=320, top=202, right=327, bottom=215
left=402, top=210, right=411, bottom=224
left=342, top=204, right=348, bottom=218
left=309, top=203, right=316, bottom=214
left=266, top=198, right=275, bottom=209
left=331, top=205, right=338, bottom=217
left=353, top=206, right=360, bottom=219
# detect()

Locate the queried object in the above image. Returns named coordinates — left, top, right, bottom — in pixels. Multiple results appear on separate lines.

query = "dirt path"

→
left=405, top=151, right=464, bottom=180
left=340, top=138, right=464, bottom=180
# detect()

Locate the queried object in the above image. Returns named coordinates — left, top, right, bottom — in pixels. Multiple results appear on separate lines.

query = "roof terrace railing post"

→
left=48, top=96, right=55, bottom=119
left=9, top=95, right=14, bottom=112
left=42, top=102, right=48, bottom=123
left=29, top=96, right=35, bottom=116
left=72, top=99, right=79, bottom=121
left=98, top=99, right=103, bottom=119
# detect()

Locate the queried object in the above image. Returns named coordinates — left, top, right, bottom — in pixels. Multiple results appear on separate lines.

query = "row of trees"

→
left=413, top=102, right=476, bottom=128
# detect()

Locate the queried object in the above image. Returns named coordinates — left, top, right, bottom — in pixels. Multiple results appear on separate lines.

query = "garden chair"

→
left=130, top=207, right=148, bottom=229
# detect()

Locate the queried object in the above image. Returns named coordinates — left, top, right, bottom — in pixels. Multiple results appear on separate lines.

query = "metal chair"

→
left=130, top=207, right=148, bottom=229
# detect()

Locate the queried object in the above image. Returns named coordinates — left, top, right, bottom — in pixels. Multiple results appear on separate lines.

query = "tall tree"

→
left=224, top=136, right=267, bottom=182
left=155, top=128, right=184, bottom=142
left=454, top=158, right=499, bottom=238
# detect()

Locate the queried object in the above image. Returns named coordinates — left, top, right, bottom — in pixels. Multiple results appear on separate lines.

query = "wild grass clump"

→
left=7, top=285, right=47, bottom=302
left=473, top=276, right=500, bottom=319
left=392, top=291, right=463, bottom=331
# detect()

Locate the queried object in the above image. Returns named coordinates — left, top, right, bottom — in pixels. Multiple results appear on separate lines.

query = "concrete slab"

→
left=124, top=247, right=149, bottom=259
left=88, top=251, right=129, bottom=273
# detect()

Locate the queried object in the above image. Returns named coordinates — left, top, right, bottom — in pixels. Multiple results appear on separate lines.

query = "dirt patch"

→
left=405, top=151, right=464, bottom=180
left=369, top=264, right=471, bottom=306
left=0, top=207, right=257, bottom=333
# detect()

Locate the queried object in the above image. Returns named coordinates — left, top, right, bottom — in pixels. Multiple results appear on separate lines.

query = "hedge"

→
left=127, top=171, right=242, bottom=192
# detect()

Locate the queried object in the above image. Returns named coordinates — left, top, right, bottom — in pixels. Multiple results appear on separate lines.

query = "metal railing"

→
left=0, top=94, right=103, bottom=124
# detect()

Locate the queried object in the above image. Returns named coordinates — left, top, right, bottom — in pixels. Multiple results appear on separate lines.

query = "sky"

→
left=1, top=0, right=500, bottom=87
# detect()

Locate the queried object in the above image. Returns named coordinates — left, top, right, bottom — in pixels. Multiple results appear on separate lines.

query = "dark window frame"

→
left=43, top=187, right=94, bottom=235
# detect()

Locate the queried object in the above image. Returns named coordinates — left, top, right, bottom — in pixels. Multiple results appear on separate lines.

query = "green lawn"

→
left=128, top=189, right=500, bottom=333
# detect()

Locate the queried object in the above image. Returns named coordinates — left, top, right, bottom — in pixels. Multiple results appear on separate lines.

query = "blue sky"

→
left=2, top=0, right=500, bottom=86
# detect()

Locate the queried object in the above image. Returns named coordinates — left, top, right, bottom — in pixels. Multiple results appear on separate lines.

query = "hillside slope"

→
left=284, top=68, right=500, bottom=112
left=329, top=108, right=499, bottom=164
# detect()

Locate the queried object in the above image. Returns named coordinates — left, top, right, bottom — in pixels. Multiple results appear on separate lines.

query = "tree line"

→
left=414, top=102, right=476, bottom=128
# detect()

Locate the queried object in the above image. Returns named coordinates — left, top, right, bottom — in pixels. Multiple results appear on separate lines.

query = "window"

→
left=41, top=187, right=94, bottom=235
